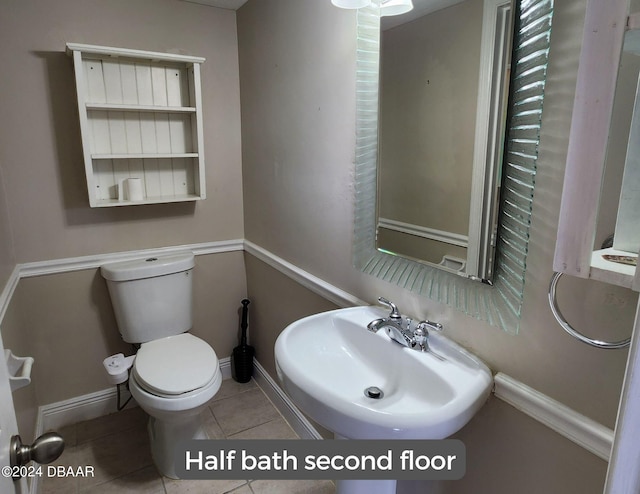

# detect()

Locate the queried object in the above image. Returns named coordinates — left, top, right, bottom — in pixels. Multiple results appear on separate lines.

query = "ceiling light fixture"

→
left=330, top=0, right=414, bottom=16
left=331, top=0, right=372, bottom=8
left=380, top=0, right=414, bottom=16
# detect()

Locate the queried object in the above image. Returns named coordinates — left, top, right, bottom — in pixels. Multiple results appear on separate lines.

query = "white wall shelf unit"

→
left=553, top=1, right=640, bottom=291
left=552, top=3, right=640, bottom=490
left=66, top=43, right=207, bottom=207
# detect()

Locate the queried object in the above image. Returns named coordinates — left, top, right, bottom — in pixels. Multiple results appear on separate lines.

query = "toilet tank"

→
left=101, top=253, right=195, bottom=344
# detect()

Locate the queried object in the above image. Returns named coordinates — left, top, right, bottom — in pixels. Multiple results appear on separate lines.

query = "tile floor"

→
left=40, top=378, right=335, bottom=494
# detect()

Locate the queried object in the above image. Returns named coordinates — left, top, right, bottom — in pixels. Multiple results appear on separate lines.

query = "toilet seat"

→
left=133, top=333, right=219, bottom=397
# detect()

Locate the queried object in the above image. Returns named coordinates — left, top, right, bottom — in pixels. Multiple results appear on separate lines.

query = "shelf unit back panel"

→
left=94, top=157, right=198, bottom=202
left=83, top=57, right=192, bottom=108
left=88, top=110, right=194, bottom=155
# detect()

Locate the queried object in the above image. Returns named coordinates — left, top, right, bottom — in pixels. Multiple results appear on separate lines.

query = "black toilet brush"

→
left=232, top=299, right=254, bottom=383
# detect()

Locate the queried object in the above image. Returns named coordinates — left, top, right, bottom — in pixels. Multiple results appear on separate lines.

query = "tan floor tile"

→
left=203, top=408, right=226, bottom=440
left=40, top=443, right=81, bottom=494
left=210, top=378, right=258, bottom=402
left=78, top=466, right=164, bottom=494
left=76, top=406, right=147, bottom=444
left=55, top=423, right=78, bottom=447
left=229, top=418, right=298, bottom=440
left=163, top=477, right=247, bottom=493
left=40, top=378, right=312, bottom=494
left=210, top=388, right=280, bottom=436
left=75, top=424, right=152, bottom=489
left=41, top=477, right=78, bottom=494
left=228, top=485, right=252, bottom=494
left=250, top=479, right=335, bottom=494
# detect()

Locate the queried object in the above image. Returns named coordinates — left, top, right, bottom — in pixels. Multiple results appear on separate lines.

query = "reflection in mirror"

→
left=598, top=26, right=640, bottom=267
left=353, top=0, right=553, bottom=332
left=377, top=0, right=513, bottom=282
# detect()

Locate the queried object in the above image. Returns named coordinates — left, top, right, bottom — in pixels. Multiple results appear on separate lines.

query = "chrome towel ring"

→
left=548, top=272, right=631, bottom=349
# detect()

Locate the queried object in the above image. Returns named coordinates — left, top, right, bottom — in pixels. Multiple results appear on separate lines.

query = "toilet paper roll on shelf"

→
left=118, top=178, right=145, bottom=202
left=103, top=353, right=136, bottom=385
left=4, top=349, right=34, bottom=392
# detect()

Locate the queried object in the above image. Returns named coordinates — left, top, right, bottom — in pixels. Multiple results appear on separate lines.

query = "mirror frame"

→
left=353, top=0, right=554, bottom=332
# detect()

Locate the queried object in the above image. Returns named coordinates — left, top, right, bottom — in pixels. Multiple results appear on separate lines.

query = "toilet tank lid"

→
left=101, top=253, right=195, bottom=281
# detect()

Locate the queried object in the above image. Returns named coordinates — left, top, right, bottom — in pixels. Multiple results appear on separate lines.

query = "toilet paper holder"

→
left=4, top=349, right=34, bottom=392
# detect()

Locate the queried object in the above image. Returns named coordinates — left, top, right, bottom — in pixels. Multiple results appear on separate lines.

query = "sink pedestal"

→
left=334, top=434, right=396, bottom=494
left=336, top=479, right=396, bottom=494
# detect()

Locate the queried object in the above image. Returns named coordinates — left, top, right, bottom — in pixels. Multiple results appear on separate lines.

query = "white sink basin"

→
left=275, top=306, right=492, bottom=440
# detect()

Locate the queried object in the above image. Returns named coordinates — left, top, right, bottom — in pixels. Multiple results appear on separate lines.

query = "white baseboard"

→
left=33, top=356, right=318, bottom=442
left=252, top=359, right=322, bottom=440
left=35, top=357, right=233, bottom=437
left=7, top=241, right=615, bottom=471
left=36, top=387, right=123, bottom=435
left=219, top=356, right=232, bottom=380
left=36, top=363, right=611, bottom=462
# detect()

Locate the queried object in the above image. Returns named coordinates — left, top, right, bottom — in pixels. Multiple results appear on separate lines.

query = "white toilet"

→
left=101, top=253, right=221, bottom=479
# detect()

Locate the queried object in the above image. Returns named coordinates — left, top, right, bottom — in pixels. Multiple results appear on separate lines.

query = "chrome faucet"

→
left=367, top=297, right=443, bottom=352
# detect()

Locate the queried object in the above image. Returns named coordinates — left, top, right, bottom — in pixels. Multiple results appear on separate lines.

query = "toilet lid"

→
left=134, top=333, right=218, bottom=395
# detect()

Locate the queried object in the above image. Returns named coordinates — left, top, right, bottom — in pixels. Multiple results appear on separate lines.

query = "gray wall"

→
left=243, top=253, right=610, bottom=494
left=0, top=0, right=632, bottom=491
left=238, top=0, right=635, bottom=492
left=238, top=0, right=634, bottom=427
left=0, top=164, right=15, bottom=288
left=0, top=0, right=244, bottom=263
left=0, top=0, right=246, bottom=439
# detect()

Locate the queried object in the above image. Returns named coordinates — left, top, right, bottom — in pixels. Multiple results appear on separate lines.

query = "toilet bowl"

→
left=129, top=334, right=222, bottom=478
left=101, top=254, right=221, bottom=479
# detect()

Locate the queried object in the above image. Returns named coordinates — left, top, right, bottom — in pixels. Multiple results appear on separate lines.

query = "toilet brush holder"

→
left=232, top=299, right=254, bottom=383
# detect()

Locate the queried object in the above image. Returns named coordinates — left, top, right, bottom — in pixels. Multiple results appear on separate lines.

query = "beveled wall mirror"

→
left=353, top=0, right=554, bottom=332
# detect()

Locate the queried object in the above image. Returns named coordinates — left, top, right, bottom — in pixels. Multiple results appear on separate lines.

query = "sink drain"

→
left=364, top=386, right=383, bottom=399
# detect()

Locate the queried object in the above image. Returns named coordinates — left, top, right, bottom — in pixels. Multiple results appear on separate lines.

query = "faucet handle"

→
left=413, top=321, right=443, bottom=352
left=418, top=320, right=443, bottom=332
left=378, top=297, right=402, bottom=320
left=412, top=326, right=428, bottom=351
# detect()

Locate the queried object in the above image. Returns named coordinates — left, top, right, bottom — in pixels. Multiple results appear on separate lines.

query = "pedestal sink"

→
left=274, top=305, right=493, bottom=494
